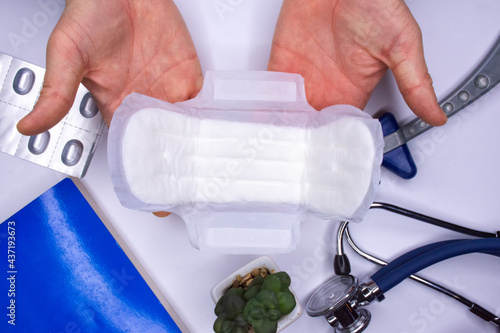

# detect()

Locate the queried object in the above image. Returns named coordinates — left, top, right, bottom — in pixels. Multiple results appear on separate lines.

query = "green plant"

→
left=214, top=271, right=296, bottom=333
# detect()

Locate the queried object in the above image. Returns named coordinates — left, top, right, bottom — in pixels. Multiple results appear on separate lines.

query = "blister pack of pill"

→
left=0, top=52, right=105, bottom=178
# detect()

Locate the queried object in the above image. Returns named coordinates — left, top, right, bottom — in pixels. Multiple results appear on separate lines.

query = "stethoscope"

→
left=306, top=202, right=500, bottom=332
left=305, top=29, right=500, bottom=332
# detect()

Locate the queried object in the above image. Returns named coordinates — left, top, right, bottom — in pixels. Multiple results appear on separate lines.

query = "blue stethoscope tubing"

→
left=336, top=204, right=500, bottom=327
left=371, top=238, right=500, bottom=293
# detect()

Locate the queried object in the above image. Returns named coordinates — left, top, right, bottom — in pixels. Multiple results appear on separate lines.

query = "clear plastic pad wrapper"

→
left=108, top=71, right=384, bottom=254
left=0, top=53, right=105, bottom=178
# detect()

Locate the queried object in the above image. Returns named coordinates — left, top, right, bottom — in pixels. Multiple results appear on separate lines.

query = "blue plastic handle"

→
left=379, top=113, right=417, bottom=179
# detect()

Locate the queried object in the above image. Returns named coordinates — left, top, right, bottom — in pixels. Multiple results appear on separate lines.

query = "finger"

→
left=390, top=46, right=447, bottom=127
left=17, top=34, right=86, bottom=136
left=153, top=211, right=171, bottom=218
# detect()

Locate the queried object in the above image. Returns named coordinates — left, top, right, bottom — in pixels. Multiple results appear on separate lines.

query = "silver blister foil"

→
left=0, top=52, right=105, bottom=178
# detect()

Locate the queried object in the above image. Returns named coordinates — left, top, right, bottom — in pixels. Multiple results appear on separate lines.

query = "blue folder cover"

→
left=1, top=178, right=184, bottom=332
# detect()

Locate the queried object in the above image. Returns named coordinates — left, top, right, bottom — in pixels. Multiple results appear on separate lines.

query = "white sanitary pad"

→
left=108, top=71, right=384, bottom=254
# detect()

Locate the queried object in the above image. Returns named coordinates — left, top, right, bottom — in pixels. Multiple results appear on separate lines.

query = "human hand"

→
left=17, top=0, right=203, bottom=218
left=17, top=0, right=203, bottom=135
left=268, top=0, right=447, bottom=126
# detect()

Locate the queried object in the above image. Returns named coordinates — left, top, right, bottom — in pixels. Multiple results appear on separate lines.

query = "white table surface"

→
left=1, top=1, right=500, bottom=332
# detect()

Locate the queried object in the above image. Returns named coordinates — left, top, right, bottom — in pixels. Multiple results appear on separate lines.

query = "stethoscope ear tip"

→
left=333, top=254, right=351, bottom=276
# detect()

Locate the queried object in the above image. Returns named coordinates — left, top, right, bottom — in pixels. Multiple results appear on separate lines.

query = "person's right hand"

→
left=17, top=0, right=203, bottom=218
left=17, top=0, right=203, bottom=135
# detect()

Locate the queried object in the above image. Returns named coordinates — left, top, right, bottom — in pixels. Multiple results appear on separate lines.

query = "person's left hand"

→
left=268, top=0, right=447, bottom=126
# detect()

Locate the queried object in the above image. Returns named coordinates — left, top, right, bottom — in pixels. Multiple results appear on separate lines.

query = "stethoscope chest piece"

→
left=306, top=275, right=371, bottom=332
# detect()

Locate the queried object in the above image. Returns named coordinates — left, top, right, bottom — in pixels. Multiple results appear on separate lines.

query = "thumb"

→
left=17, top=35, right=86, bottom=136
left=153, top=211, right=171, bottom=218
left=390, top=41, right=447, bottom=127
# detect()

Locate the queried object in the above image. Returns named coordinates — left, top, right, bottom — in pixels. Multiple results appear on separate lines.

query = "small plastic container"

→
left=210, top=256, right=302, bottom=332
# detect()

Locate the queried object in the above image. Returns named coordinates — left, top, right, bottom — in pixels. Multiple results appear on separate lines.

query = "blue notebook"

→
left=1, top=178, right=187, bottom=332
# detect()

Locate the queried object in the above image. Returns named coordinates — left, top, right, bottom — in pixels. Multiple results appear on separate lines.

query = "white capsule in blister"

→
left=61, top=139, right=83, bottom=166
left=80, top=92, right=98, bottom=118
left=28, top=131, right=50, bottom=155
left=13, top=68, right=35, bottom=95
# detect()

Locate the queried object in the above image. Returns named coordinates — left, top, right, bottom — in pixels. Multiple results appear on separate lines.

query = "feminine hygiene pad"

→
left=108, top=71, right=384, bottom=254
